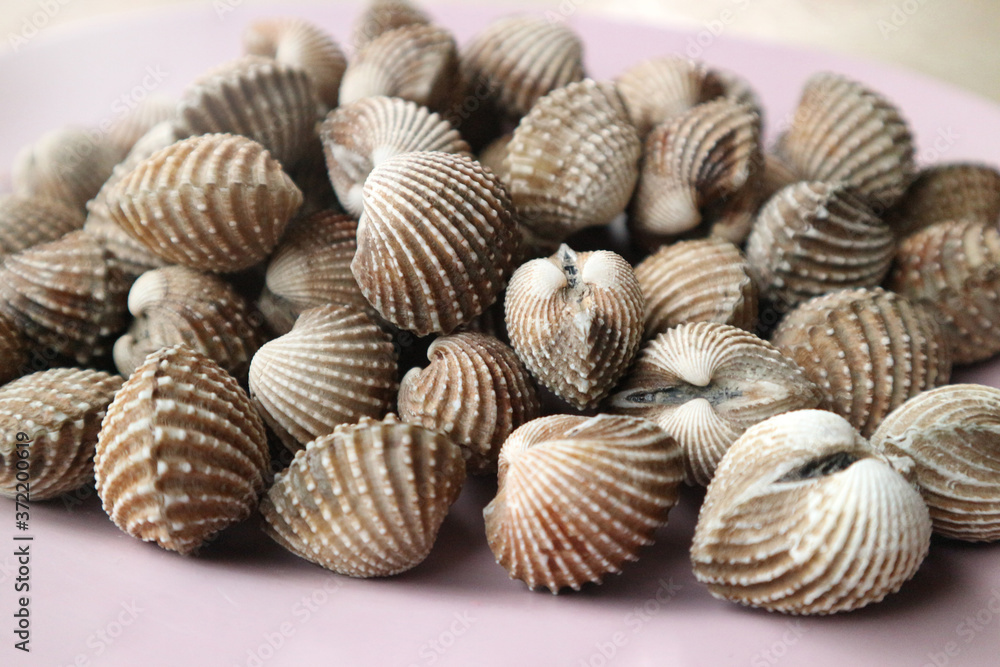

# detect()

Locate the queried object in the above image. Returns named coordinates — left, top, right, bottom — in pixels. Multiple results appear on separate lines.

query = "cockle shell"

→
left=608, top=322, right=822, bottom=485
left=353, top=150, right=520, bottom=335
left=113, top=266, right=269, bottom=379
left=352, top=0, right=430, bottom=52
left=244, top=17, right=347, bottom=109
left=0, top=194, right=84, bottom=256
left=871, top=384, right=1000, bottom=542
left=0, top=230, right=129, bottom=364
left=505, top=245, right=644, bottom=410
left=460, top=15, right=585, bottom=119
left=260, top=414, right=466, bottom=577
left=503, top=79, right=641, bottom=244
left=634, top=238, right=758, bottom=337
left=95, top=345, right=269, bottom=555
left=615, top=57, right=727, bottom=139
left=0, top=315, right=27, bottom=385
left=771, top=287, right=952, bottom=437
left=398, top=332, right=540, bottom=474
left=320, top=96, right=469, bottom=217
left=631, top=98, right=762, bottom=242
left=887, top=163, right=1000, bottom=238
left=0, top=368, right=122, bottom=500
left=339, top=24, right=459, bottom=114
left=105, top=95, right=177, bottom=157
left=745, top=181, right=895, bottom=314
left=775, top=72, right=915, bottom=210
left=477, top=133, right=512, bottom=184
left=105, top=133, right=303, bottom=273
left=691, top=409, right=931, bottom=615
left=176, top=56, right=319, bottom=166
left=484, top=414, right=684, bottom=592
left=248, top=304, right=398, bottom=452
left=759, top=152, right=800, bottom=203
left=11, top=126, right=123, bottom=212
left=888, top=219, right=1000, bottom=365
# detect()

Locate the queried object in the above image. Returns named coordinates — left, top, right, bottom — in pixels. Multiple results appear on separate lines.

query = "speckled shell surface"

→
left=0, top=195, right=85, bottom=257
left=398, top=331, right=539, bottom=474
left=484, top=414, right=683, bottom=593
left=691, top=409, right=931, bottom=615
left=260, top=414, right=466, bottom=577
left=771, top=287, right=952, bottom=437
left=0, top=368, right=123, bottom=500
left=95, top=345, right=270, bottom=555
left=887, top=163, right=1000, bottom=238
left=249, top=304, right=397, bottom=452
left=352, top=150, right=520, bottom=336
left=608, top=322, right=822, bottom=485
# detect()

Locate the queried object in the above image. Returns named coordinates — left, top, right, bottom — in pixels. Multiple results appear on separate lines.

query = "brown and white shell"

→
left=759, top=152, right=801, bottom=203
left=774, top=72, right=915, bottom=210
left=0, top=315, right=27, bottom=386
left=460, top=15, right=585, bottom=120
left=634, top=238, right=758, bottom=337
left=105, top=95, right=177, bottom=157
left=771, top=287, right=952, bottom=437
left=352, top=0, right=430, bottom=52
left=105, top=133, right=303, bottom=273
left=113, top=266, right=269, bottom=379
left=0, top=194, right=85, bottom=257
left=504, top=79, right=641, bottom=245
left=615, top=57, right=727, bottom=139
left=888, top=219, right=1000, bottom=365
left=95, top=345, right=269, bottom=555
left=691, top=409, right=931, bottom=615
left=244, top=17, right=347, bottom=109
left=608, top=322, right=822, bottom=485
left=745, top=181, right=895, bottom=314
left=872, top=384, right=1000, bottom=542
left=320, top=96, right=470, bottom=217
left=353, top=150, right=521, bottom=335
left=260, top=414, right=466, bottom=577
left=340, top=24, right=459, bottom=114
left=484, top=414, right=684, bottom=592
left=0, top=230, right=129, bottom=364
left=0, top=368, right=122, bottom=501
left=398, top=332, right=540, bottom=474
left=477, top=133, right=512, bottom=184
left=505, top=245, right=644, bottom=410
left=631, top=98, right=762, bottom=242
left=176, top=56, right=319, bottom=166
left=248, top=304, right=397, bottom=452
left=887, top=163, right=1000, bottom=238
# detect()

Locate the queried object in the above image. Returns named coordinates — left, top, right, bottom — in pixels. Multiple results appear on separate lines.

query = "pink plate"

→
left=1, top=4, right=999, bottom=667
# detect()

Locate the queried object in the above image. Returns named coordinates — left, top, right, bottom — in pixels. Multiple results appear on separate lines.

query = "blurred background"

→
left=0, top=0, right=998, bottom=103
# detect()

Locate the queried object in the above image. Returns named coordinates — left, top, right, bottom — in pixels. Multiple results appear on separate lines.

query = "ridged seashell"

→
left=745, top=182, right=895, bottom=315
left=504, top=79, right=641, bottom=244
left=460, top=15, right=585, bottom=119
left=0, top=194, right=85, bottom=256
left=0, top=231, right=129, bottom=363
left=691, top=409, right=932, bottom=615
left=477, top=133, right=512, bottom=184
left=113, top=266, right=268, bottom=379
left=484, top=414, right=684, bottom=592
left=0, top=368, right=122, bottom=500
left=352, top=0, right=430, bottom=52
left=260, top=414, right=466, bottom=577
left=12, top=126, right=122, bottom=211
left=249, top=305, right=397, bottom=452
left=353, top=151, right=520, bottom=335
left=0, top=315, right=27, bottom=385
left=398, top=332, right=539, bottom=474
left=872, top=384, right=1000, bottom=542
left=771, top=287, right=952, bottom=437
left=888, top=219, right=1000, bottom=365
left=340, top=24, right=459, bottom=113
left=775, top=72, right=915, bottom=210
left=106, top=133, right=303, bottom=273
left=176, top=56, right=319, bottom=166
left=506, top=245, right=644, bottom=410
left=608, top=322, right=822, bottom=485
left=634, top=238, right=758, bottom=337
left=615, top=57, right=726, bottom=138
left=320, top=96, right=469, bottom=217
left=105, top=95, right=177, bottom=157
left=888, top=163, right=1000, bottom=237
left=244, top=17, right=347, bottom=109
left=631, top=99, right=762, bottom=242
left=95, top=345, right=269, bottom=554
left=759, top=152, right=800, bottom=203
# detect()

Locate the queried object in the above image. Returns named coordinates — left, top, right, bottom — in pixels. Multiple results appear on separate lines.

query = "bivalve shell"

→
left=0, top=315, right=27, bottom=385
left=105, top=95, right=177, bottom=157
left=352, top=0, right=430, bottom=52
left=0, top=194, right=85, bottom=257
left=615, top=57, right=727, bottom=139
left=887, top=163, right=1000, bottom=238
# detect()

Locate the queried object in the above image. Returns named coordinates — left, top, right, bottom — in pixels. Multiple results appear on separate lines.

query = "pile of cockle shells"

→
left=1, top=0, right=999, bottom=616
